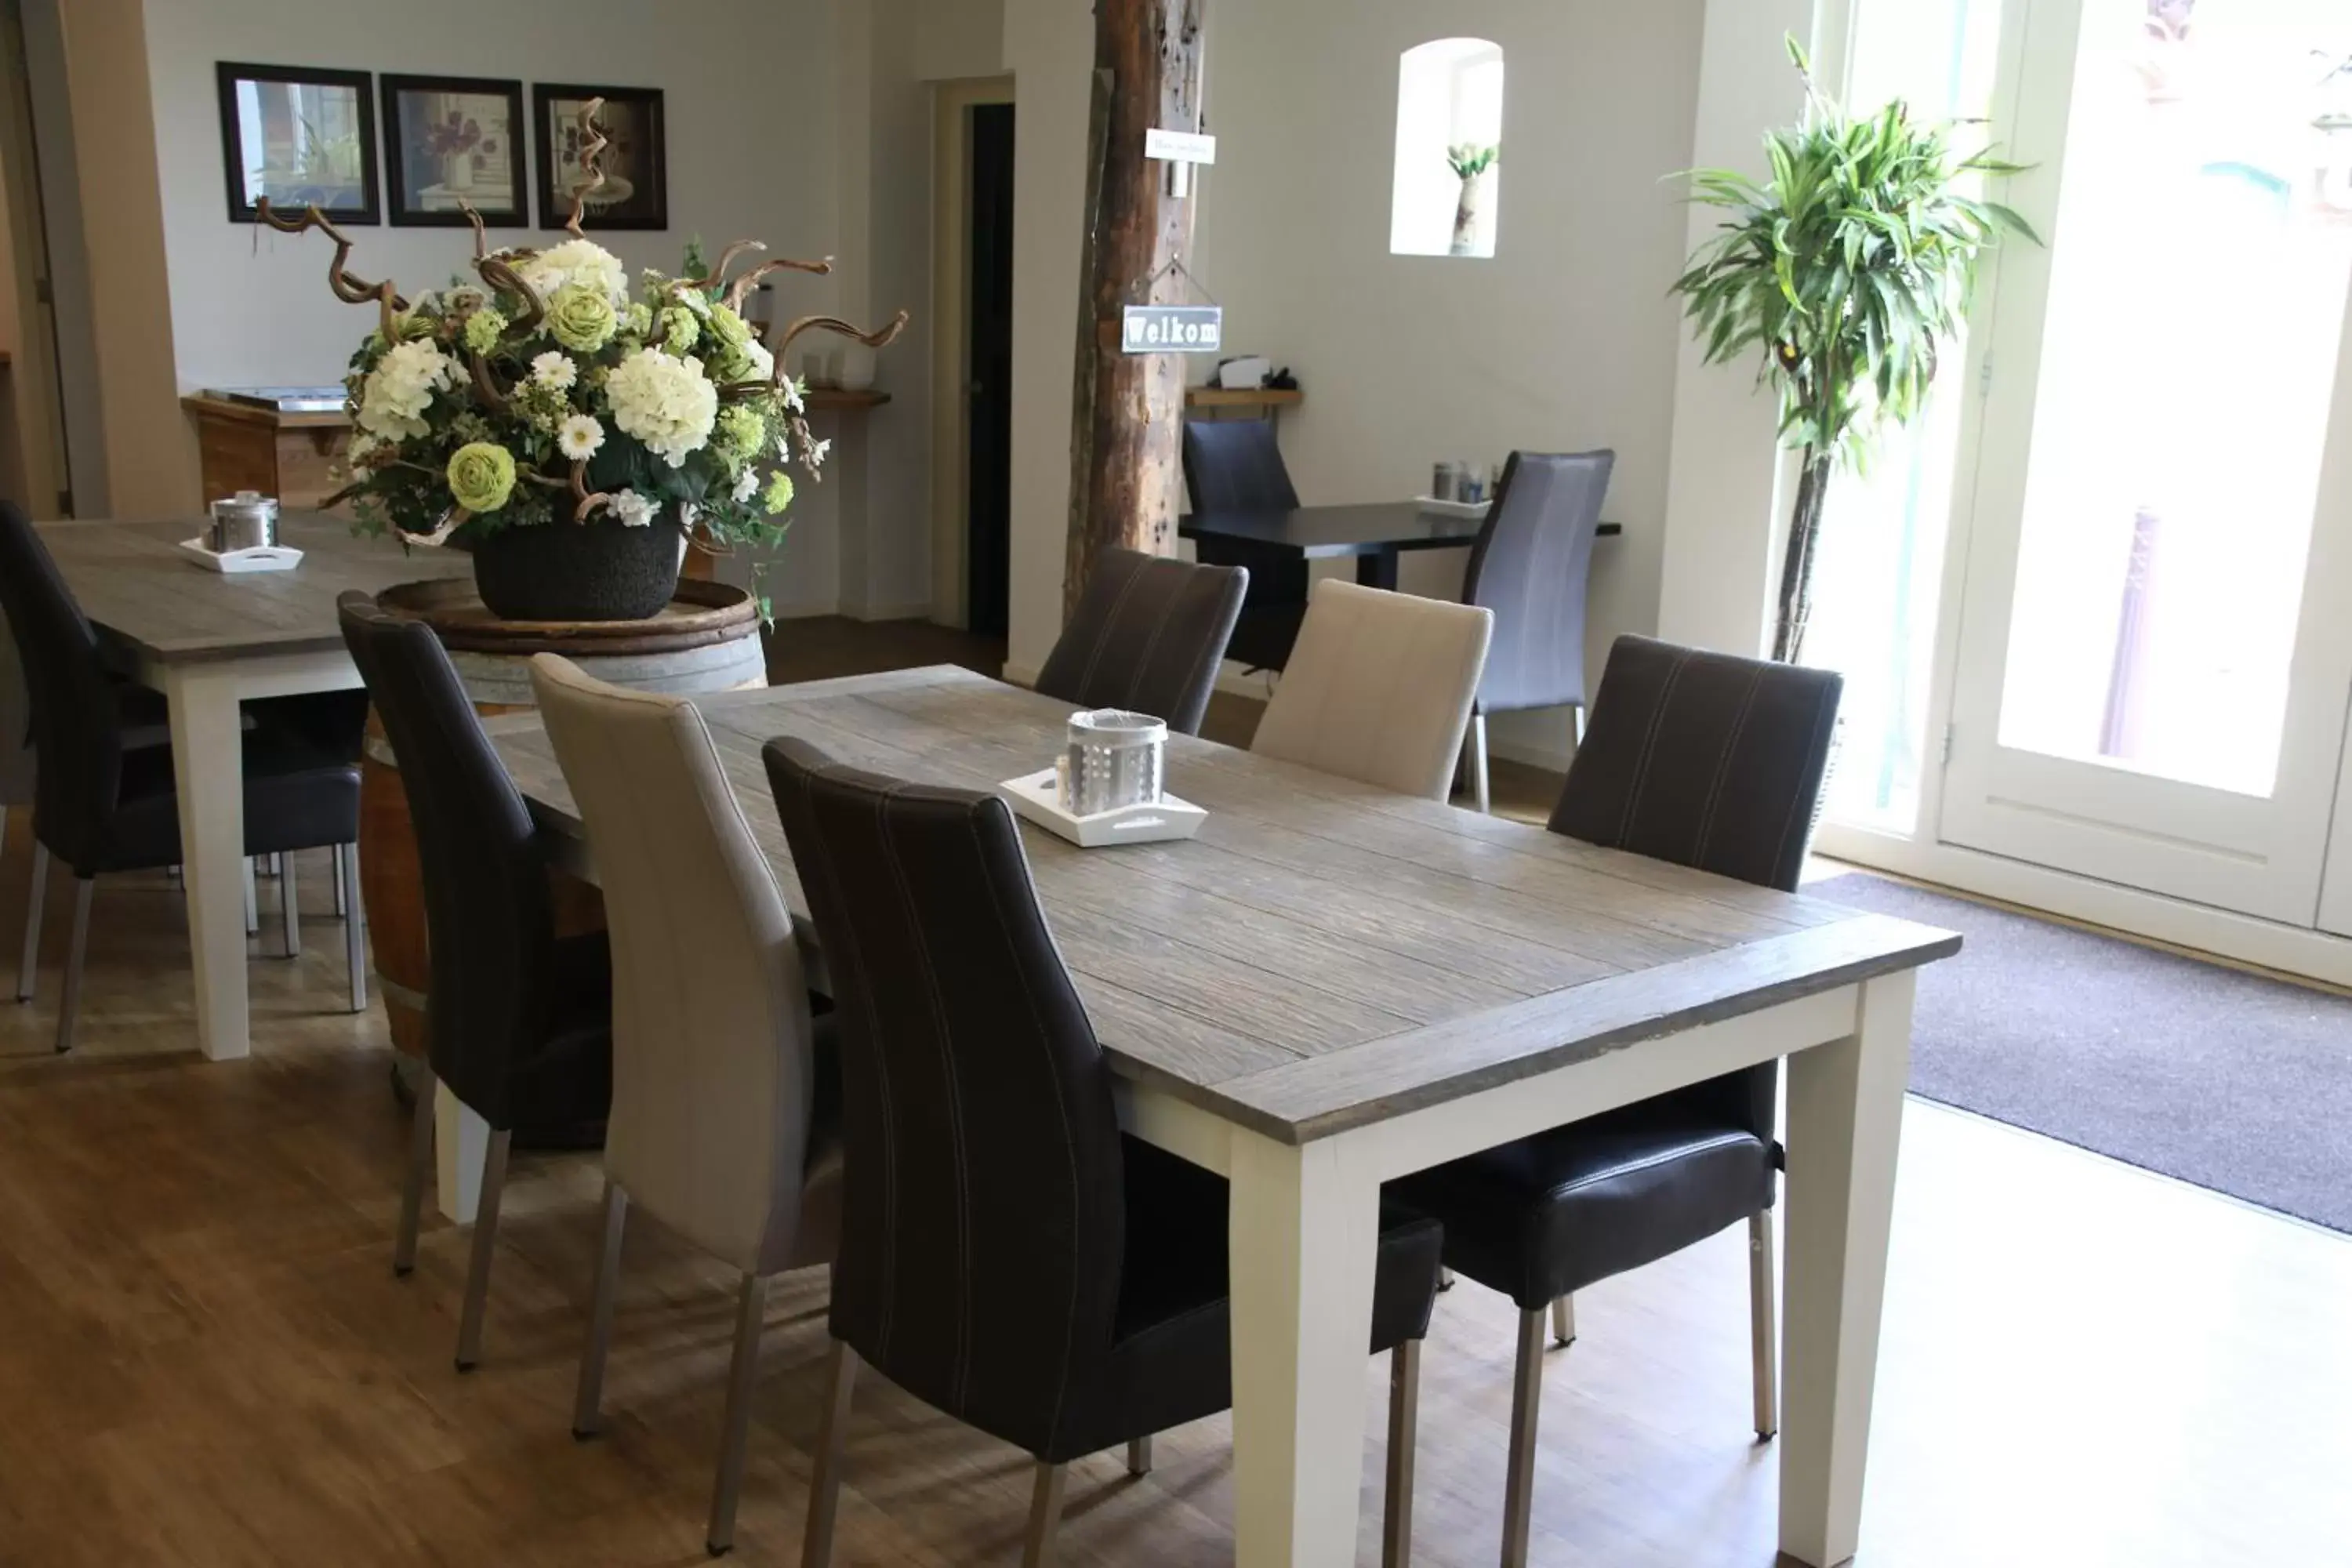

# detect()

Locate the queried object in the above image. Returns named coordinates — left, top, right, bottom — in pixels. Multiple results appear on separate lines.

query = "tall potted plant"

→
left=1671, top=41, right=2034, bottom=662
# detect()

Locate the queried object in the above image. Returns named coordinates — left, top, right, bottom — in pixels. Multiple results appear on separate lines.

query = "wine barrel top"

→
left=375, top=577, right=761, bottom=656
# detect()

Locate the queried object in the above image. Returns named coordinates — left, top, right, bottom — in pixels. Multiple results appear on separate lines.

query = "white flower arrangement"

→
left=604, top=348, right=719, bottom=468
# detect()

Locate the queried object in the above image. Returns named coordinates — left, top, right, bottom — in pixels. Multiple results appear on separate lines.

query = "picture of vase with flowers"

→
left=1447, top=142, right=1499, bottom=256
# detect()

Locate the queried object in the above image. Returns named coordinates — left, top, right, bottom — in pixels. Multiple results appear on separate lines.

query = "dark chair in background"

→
left=1458, top=450, right=1615, bottom=813
left=1391, top=634, right=1843, bottom=1568
left=1181, top=419, right=1309, bottom=672
left=531, top=653, right=841, bottom=1559
left=0, top=503, right=365, bottom=1051
left=765, top=739, right=1446, bottom=1568
left=338, top=593, right=613, bottom=1371
left=1034, top=546, right=1248, bottom=735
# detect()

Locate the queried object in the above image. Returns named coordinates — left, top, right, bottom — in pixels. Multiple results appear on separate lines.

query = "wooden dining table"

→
left=489, top=662, right=1958, bottom=1568
left=34, top=514, right=470, bottom=1061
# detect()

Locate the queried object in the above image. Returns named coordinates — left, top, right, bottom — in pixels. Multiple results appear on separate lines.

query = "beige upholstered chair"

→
left=528, top=654, right=840, bottom=1559
left=1251, top=578, right=1494, bottom=800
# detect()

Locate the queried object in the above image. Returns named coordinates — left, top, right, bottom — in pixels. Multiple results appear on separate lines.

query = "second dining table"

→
left=490, top=661, right=1957, bottom=1568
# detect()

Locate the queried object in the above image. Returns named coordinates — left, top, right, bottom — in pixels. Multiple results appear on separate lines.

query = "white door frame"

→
left=928, top=75, right=1015, bottom=630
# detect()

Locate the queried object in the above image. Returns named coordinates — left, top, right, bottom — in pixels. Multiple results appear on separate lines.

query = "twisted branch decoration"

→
left=691, top=240, right=766, bottom=292
left=723, top=255, right=833, bottom=316
left=563, top=97, right=610, bottom=239
left=256, top=198, right=408, bottom=339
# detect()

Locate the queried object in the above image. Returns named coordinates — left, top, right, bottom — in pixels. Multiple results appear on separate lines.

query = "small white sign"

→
left=1122, top=305, right=1225, bottom=355
left=1145, top=128, right=1218, bottom=165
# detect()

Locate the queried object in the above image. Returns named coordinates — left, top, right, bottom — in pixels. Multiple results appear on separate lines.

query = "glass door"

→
left=1940, top=0, right=2352, bottom=924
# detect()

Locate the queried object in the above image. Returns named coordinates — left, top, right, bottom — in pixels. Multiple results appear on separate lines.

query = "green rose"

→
left=462, top=308, right=507, bottom=355
left=547, top=284, right=617, bottom=354
left=708, top=306, right=751, bottom=350
left=447, top=442, right=517, bottom=513
left=762, top=471, right=796, bottom=515
left=659, top=305, right=700, bottom=352
left=715, top=405, right=765, bottom=461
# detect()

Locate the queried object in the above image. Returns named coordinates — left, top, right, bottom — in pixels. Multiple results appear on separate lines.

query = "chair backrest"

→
left=1548, top=634, right=1844, bottom=1142
left=763, top=737, right=1127, bottom=1460
left=1181, top=418, right=1300, bottom=514
left=1464, top=449, right=1615, bottom=716
left=0, top=604, right=34, bottom=809
left=0, top=504, right=127, bottom=872
left=338, top=591, right=560, bottom=1128
left=530, top=655, right=820, bottom=1276
left=1034, top=547, right=1248, bottom=736
left=1251, top=578, right=1493, bottom=800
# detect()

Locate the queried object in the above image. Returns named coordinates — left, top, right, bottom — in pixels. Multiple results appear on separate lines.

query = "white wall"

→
left=1004, top=0, right=1711, bottom=768
left=141, top=0, right=916, bottom=617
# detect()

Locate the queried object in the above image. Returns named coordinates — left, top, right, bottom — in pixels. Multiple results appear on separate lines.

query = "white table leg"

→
left=165, top=664, right=249, bottom=1062
left=1227, top=1127, right=1381, bottom=1566
left=434, top=1081, right=492, bottom=1224
left=1779, top=970, right=1915, bottom=1566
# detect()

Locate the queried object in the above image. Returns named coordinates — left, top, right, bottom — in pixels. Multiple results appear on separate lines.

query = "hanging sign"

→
left=1145, top=129, right=1218, bottom=165
left=1122, top=304, right=1225, bottom=355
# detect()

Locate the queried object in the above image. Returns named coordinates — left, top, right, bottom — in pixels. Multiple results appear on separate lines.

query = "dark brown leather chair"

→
left=338, top=593, right=613, bottom=1371
left=1034, top=546, right=1248, bottom=735
left=1391, top=634, right=1843, bottom=1568
left=1181, top=419, right=1309, bottom=671
left=764, top=738, right=1446, bottom=1568
left=0, top=503, right=367, bottom=1051
left=1459, top=449, right=1615, bottom=811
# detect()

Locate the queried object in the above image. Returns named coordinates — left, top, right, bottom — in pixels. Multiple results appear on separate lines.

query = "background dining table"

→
left=490, top=662, right=1958, bottom=1568
left=1179, top=499, right=1623, bottom=591
left=34, top=514, right=470, bottom=1061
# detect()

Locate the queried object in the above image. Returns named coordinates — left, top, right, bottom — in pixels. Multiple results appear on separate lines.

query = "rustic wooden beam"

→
left=1063, top=0, right=1207, bottom=623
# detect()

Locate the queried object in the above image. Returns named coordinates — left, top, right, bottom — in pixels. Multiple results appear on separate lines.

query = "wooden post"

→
left=1063, top=0, right=1207, bottom=623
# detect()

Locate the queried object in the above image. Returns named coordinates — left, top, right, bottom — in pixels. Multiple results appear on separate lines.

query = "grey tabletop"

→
left=1179, top=500, right=1623, bottom=559
left=491, top=665, right=1958, bottom=1145
left=34, top=514, right=471, bottom=666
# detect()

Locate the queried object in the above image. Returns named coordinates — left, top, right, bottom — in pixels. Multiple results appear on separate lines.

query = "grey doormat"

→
left=1813, top=872, right=2352, bottom=1232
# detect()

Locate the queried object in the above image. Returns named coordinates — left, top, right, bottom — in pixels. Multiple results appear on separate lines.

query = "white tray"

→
left=996, top=768, right=1207, bottom=848
left=1415, top=495, right=1490, bottom=520
left=180, top=538, right=304, bottom=574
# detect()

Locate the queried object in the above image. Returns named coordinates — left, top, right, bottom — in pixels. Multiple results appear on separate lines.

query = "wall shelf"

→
left=1185, top=387, right=1302, bottom=412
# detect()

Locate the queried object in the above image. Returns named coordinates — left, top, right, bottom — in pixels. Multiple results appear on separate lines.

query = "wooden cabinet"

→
left=181, top=395, right=351, bottom=510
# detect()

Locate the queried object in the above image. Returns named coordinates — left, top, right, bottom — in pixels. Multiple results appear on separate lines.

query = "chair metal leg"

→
left=1383, top=1339, right=1421, bottom=1568
left=1573, top=704, right=1588, bottom=748
left=339, top=844, right=367, bottom=1012
left=1125, top=1435, right=1152, bottom=1477
left=1439, top=1267, right=1455, bottom=1291
left=278, top=852, right=300, bottom=958
left=393, top=1063, right=435, bottom=1276
left=706, top=1271, right=771, bottom=1557
left=53, top=878, right=93, bottom=1054
left=452, top=1127, right=510, bottom=1370
left=1750, top=1208, right=1779, bottom=1441
left=1500, top=1306, right=1545, bottom=1568
left=1021, top=1461, right=1067, bottom=1568
left=1468, top=713, right=1492, bottom=815
left=17, top=842, right=47, bottom=1002
left=572, top=1181, right=628, bottom=1439
left=1550, top=1294, right=1576, bottom=1348
left=800, top=1339, right=859, bottom=1568
left=244, top=857, right=259, bottom=936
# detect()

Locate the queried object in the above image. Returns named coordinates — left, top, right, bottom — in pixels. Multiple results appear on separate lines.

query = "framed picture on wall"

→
left=216, top=61, right=379, bottom=224
left=380, top=74, right=526, bottom=227
left=532, top=83, right=666, bottom=230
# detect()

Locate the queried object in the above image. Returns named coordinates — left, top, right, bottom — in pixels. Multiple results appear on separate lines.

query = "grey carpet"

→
left=1812, top=872, right=2352, bottom=1233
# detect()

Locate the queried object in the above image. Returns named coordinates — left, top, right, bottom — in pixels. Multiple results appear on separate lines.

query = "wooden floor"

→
left=0, top=618, right=2346, bottom=1566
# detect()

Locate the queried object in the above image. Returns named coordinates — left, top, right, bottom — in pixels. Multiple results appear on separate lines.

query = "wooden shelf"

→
left=181, top=394, right=350, bottom=431
left=1186, top=386, right=1301, bottom=411
left=803, top=387, right=891, bottom=411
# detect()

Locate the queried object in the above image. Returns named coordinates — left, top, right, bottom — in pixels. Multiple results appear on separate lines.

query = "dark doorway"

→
left=965, top=102, right=1014, bottom=639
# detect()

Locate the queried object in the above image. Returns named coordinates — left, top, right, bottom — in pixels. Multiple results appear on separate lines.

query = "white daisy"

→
left=531, top=351, right=578, bottom=392
left=557, top=413, right=605, bottom=461
left=608, top=488, right=657, bottom=528
left=732, top=468, right=759, bottom=504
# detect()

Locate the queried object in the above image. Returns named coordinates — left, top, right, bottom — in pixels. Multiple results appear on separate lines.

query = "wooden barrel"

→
left=360, top=579, right=766, bottom=1066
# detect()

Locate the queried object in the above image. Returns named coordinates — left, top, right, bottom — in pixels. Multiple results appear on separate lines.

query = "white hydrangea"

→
left=731, top=467, right=759, bottom=503
left=745, top=339, right=775, bottom=383
left=608, top=488, right=657, bottom=528
left=604, top=348, right=718, bottom=467
left=531, top=351, right=578, bottom=391
left=357, top=339, right=458, bottom=441
left=520, top=239, right=630, bottom=308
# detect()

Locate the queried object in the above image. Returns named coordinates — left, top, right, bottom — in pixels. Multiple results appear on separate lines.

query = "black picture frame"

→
left=216, top=61, right=379, bottom=225
left=532, top=82, right=667, bottom=231
left=380, top=73, right=527, bottom=227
